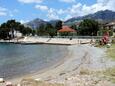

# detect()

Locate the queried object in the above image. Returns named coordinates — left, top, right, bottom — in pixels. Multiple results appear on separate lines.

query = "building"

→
left=58, top=26, right=77, bottom=36
left=104, top=22, right=115, bottom=31
left=58, top=26, right=76, bottom=32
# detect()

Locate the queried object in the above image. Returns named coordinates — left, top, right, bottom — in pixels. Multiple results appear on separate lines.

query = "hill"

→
left=24, top=18, right=48, bottom=29
left=25, top=10, right=115, bottom=28
left=65, top=10, right=115, bottom=24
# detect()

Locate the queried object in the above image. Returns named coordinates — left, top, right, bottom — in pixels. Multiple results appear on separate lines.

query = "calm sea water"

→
left=0, top=43, right=68, bottom=79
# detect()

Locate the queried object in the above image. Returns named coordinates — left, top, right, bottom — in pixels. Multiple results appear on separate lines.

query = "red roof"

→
left=58, top=26, right=76, bottom=32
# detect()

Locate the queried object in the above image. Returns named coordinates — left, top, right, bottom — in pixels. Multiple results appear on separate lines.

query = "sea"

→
left=0, top=43, right=68, bottom=79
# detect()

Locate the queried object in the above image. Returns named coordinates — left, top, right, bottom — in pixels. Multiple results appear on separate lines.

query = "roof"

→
left=106, top=22, right=115, bottom=26
left=58, top=26, right=76, bottom=32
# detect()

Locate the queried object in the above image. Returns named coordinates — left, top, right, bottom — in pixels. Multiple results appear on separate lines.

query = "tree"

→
left=0, top=23, right=10, bottom=39
left=32, top=29, right=36, bottom=36
left=6, top=20, right=17, bottom=38
left=45, top=23, right=57, bottom=37
left=37, top=24, right=46, bottom=36
left=97, top=28, right=113, bottom=36
left=78, top=19, right=99, bottom=36
left=19, top=25, right=32, bottom=36
left=0, top=19, right=33, bottom=39
left=70, top=24, right=77, bottom=30
left=37, top=23, right=57, bottom=37
left=55, top=20, right=62, bottom=30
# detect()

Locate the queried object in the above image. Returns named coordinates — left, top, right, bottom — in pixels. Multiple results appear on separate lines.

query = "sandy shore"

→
left=1, top=44, right=115, bottom=86
left=18, top=36, right=95, bottom=45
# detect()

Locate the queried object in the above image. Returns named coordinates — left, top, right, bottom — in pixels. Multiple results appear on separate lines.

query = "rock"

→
left=6, top=81, right=13, bottom=86
left=34, top=78, right=41, bottom=81
left=0, top=78, right=4, bottom=83
left=20, top=79, right=38, bottom=86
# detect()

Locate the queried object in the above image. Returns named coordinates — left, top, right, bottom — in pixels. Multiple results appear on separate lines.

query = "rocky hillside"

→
left=65, top=10, right=115, bottom=24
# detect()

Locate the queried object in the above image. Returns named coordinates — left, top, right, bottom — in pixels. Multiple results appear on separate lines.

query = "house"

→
left=11, top=30, right=22, bottom=37
left=14, top=31, right=22, bottom=37
left=104, top=22, right=115, bottom=31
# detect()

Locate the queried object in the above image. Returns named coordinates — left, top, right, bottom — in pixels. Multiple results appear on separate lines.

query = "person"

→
left=70, top=37, right=72, bottom=40
left=90, top=39, right=93, bottom=44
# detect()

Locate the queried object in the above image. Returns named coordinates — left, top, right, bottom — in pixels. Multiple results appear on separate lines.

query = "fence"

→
left=37, top=36, right=103, bottom=39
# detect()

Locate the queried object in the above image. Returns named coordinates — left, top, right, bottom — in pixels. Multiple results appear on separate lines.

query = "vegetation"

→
left=0, top=20, right=32, bottom=39
left=37, top=21, right=63, bottom=37
left=54, top=20, right=63, bottom=30
left=97, top=28, right=113, bottom=36
left=0, top=18, right=114, bottom=39
left=103, top=68, right=115, bottom=83
left=78, top=19, right=99, bottom=36
left=70, top=24, right=77, bottom=31
left=21, top=79, right=64, bottom=86
left=37, top=23, right=57, bottom=37
left=107, top=44, right=115, bottom=60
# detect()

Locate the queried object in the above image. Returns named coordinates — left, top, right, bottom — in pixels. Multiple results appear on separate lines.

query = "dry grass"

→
left=107, top=44, right=115, bottom=60
left=103, top=68, right=115, bottom=83
left=20, top=78, right=64, bottom=86
left=79, top=67, right=90, bottom=75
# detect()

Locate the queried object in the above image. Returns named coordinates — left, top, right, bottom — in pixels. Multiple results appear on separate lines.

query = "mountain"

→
left=24, top=18, right=48, bottom=29
left=25, top=10, right=115, bottom=29
left=65, top=10, right=115, bottom=24
left=25, top=18, right=63, bottom=29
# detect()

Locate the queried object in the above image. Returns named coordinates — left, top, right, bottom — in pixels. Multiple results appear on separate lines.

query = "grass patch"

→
left=79, top=67, right=91, bottom=75
left=107, top=44, right=115, bottom=60
left=103, top=68, right=115, bottom=83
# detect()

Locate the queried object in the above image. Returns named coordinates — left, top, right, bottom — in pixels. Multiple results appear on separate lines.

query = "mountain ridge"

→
left=25, top=10, right=115, bottom=29
left=65, top=10, right=115, bottom=24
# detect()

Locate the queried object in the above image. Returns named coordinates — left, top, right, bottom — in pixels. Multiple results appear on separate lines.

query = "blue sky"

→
left=0, top=0, right=115, bottom=24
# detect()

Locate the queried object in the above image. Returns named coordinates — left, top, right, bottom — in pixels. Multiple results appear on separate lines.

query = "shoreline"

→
left=0, top=36, right=95, bottom=45
left=1, top=44, right=115, bottom=86
left=8, top=45, right=115, bottom=86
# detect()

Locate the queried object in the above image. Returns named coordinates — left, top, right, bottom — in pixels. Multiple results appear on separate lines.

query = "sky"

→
left=0, top=0, right=115, bottom=24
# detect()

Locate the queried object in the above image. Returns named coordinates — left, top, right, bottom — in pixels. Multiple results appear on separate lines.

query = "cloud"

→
left=59, top=0, right=76, bottom=3
left=35, top=5, right=48, bottom=11
left=18, top=0, right=43, bottom=4
left=34, top=0, right=115, bottom=20
left=47, top=8, right=59, bottom=20
left=62, top=0, right=115, bottom=20
left=0, top=7, right=7, bottom=16
left=20, top=19, right=29, bottom=24
left=35, top=5, right=59, bottom=20
left=8, top=9, right=19, bottom=18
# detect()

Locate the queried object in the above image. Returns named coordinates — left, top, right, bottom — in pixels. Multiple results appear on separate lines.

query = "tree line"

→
left=0, top=19, right=112, bottom=40
left=0, top=20, right=32, bottom=39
